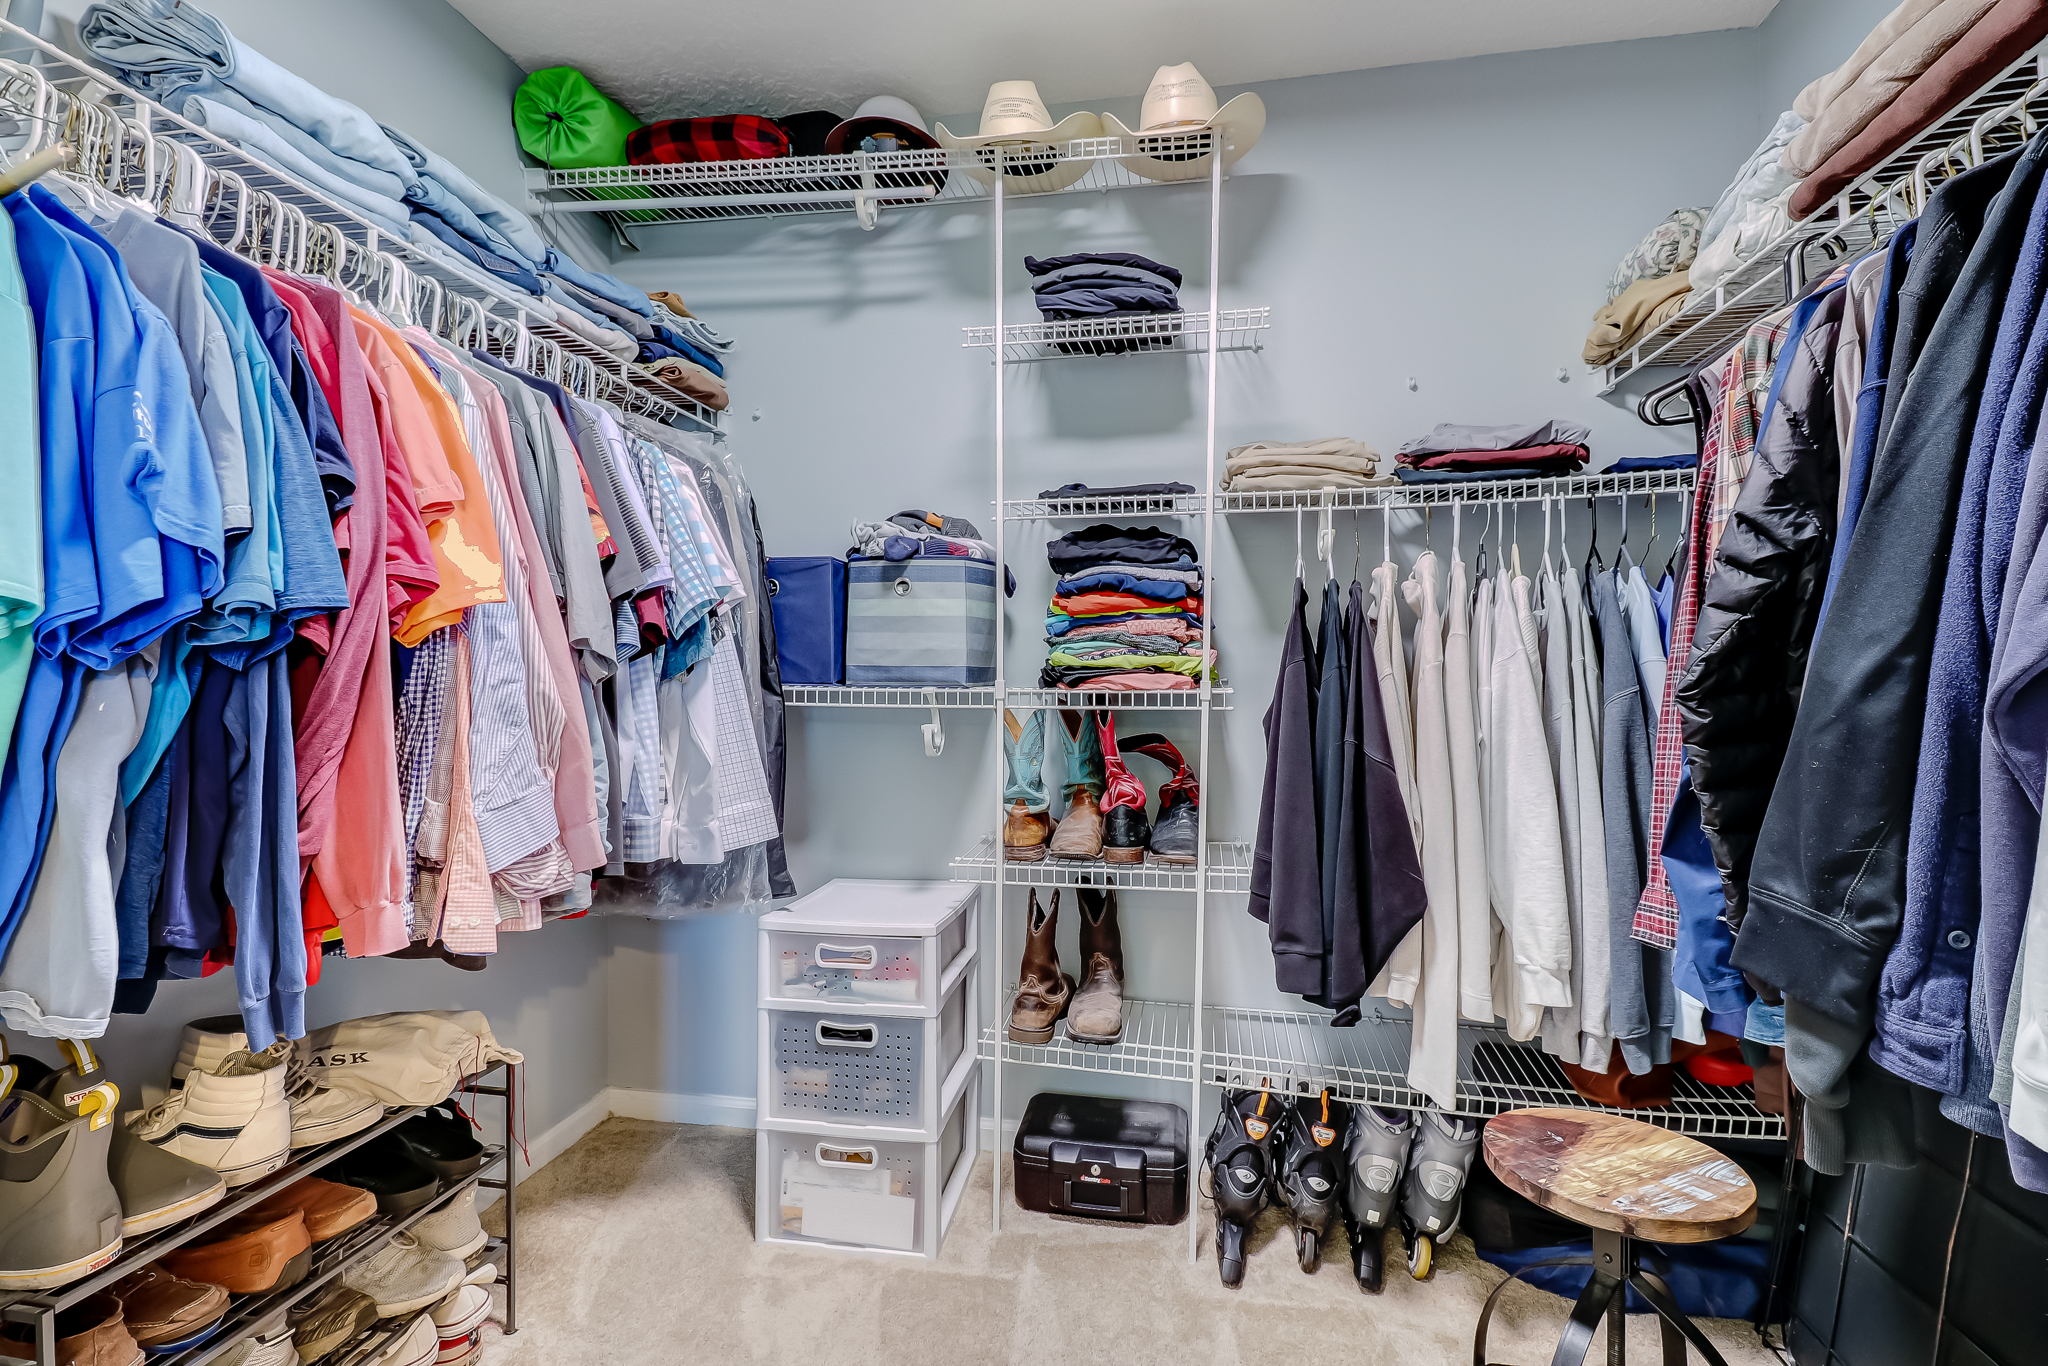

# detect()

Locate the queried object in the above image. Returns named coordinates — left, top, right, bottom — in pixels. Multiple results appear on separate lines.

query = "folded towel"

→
left=1583, top=270, right=1691, bottom=365
left=1225, top=437, right=1382, bottom=474
left=1786, top=0, right=1997, bottom=177
left=1221, top=468, right=1398, bottom=491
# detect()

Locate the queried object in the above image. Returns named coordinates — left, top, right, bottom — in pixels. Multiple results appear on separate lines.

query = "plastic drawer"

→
left=755, top=1077, right=978, bottom=1258
left=759, top=915, right=973, bottom=1016
left=757, top=967, right=973, bottom=1140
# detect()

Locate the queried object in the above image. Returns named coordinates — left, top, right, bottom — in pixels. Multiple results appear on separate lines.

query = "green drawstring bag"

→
left=514, top=66, right=643, bottom=169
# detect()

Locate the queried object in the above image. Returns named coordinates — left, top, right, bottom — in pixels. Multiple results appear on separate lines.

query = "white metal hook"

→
left=1293, top=507, right=1304, bottom=581
left=1316, top=506, right=1335, bottom=575
left=920, top=690, right=945, bottom=758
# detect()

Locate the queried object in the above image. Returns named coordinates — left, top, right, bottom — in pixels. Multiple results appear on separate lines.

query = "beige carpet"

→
left=480, top=1118, right=1779, bottom=1366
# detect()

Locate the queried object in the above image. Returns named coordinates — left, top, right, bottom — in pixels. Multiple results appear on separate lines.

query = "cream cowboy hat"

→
left=935, top=81, right=1104, bottom=192
left=1102, top=63, right=1265, bottom=182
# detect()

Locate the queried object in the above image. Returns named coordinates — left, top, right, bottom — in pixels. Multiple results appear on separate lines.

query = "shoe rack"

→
left=0, top=1062, right=520, bottom=1366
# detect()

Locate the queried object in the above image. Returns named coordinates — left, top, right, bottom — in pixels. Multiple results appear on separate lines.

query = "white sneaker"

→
left=170, top=1015, right=251, bottom=1082
left=215, top=1309, right=298, bottom=1366
left=411, top=1191, right=487, bottom=1261
left=368, top=1314, right=436, bottom=1366
left=284, top=1050, right=383, bottom=1149
left=430, top=1286, right=489, bottom=1365
left=342, top=1234, right=465, bottom=1318
left=133, top=1048, right=291, bottom=1186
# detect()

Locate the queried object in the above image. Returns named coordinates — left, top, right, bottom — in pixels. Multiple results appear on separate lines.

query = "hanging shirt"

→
left=1390, top=552, right=1459, bottom=1109
left=0, top=203, right=40, bottom=752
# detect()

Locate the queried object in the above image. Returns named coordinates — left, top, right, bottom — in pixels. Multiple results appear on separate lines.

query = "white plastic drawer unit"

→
left=755, top=1077, right=979, bottom=1259
left=757, top=879, right=978, bottom=1016
left=757, top=965, right=973, bottom=1141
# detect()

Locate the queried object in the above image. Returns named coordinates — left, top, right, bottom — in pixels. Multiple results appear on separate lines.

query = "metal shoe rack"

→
left=0, top=1062, right=519, bottom=1366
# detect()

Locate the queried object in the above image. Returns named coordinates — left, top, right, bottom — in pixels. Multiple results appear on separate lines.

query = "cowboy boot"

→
left=1004, top=803, right=1052, bottom=862
left=1122, top=733, right=1199, bottom=864
left=1007, top=890, right=1074, bottom=1044
left=1048, top=711, right=1105, bottom=861
left=1096, top=713, right=1152, bottom=864
left=1002, top=710, right=1053, bottom=862
left=1066, top=889, right=1125, bottom=1045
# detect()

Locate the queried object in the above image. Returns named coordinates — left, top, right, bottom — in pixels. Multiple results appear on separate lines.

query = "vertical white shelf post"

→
left=987, top=174, right=1008, bottom=1234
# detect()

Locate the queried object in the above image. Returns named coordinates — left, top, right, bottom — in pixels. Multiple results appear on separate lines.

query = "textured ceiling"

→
left=448, top=0, right=1780, bottom=122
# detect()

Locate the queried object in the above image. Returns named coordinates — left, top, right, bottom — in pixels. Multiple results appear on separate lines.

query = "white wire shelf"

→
left=1203, top=1007, right=1785, bottom=1141
left=784, top=685, right=997, bottom=708
left=1005, top=686, right=1230, bottom=711
left=1213, top=468, right=1698, bottom=512
left=963, top=308, right=1270, bottom=362
left=0, top=25, right=719, bottom=433
left=1003, top=490, right=1207, bottom=519
left=1593, top=45, right=2048, bottom=393
left=978, top=998, right=1196, bottom=1081
left=951, top=835, right=1252, bottom=892
left=528, top=130, right=1237, bottom=243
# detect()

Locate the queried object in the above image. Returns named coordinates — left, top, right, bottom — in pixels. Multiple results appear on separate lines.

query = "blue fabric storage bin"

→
left=765, top=556, right=847, bottom=685
left=845, top=557, right=997, bottom=685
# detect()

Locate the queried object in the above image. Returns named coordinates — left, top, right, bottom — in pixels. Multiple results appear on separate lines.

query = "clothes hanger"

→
left=1293, top=507, right=1305, bottom=584
left=1585, top=494, right=1605, bottom=574
left=1475, top=501, right=1492, bottom=580
left=1509, top=500, right=1523, bottom=580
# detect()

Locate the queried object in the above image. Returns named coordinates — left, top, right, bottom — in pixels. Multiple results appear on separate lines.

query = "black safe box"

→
left=1012, top=1092, right=1189, bottom=1225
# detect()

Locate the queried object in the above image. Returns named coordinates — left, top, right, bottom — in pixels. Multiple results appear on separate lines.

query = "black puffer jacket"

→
left=1674, top=286, right=1846, bottom=935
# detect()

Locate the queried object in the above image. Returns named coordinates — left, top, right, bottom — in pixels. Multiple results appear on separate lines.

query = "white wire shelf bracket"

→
left=784, top=685, right=997, bottom=708
left=1203, top=1007, right=1786, bottom=1142
left=1213, top=468, right=1698, bottom=513
left=529, top=130, right=1237, bottom=241
left=962, top=308, right=1270, bottom=363
left=1594, top=44, right=2048, bottom=394
left=0, top=24, right=718, bottom=433
left=951, top=835, right=1252, bottom=892
left=1002, top=491, right=1207, bottom=520
left=1003, top=686, right=1230, bottom=711
left=978, top=998, right=1196, bottom=1082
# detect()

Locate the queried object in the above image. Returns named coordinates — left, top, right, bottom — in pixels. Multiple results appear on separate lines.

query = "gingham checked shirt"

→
left=1631, top=309, right=1792, bottom=947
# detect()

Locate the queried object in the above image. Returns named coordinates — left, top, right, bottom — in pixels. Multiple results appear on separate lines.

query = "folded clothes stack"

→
left=1042, top=524, right=1214, bottom=691
left=1582, top=206, right=1703, bottom=363
left=850, top=510, right=998, bottom=563
left=1221, top=438, right=1391, bottom=491
left=1394, top=420, right=1592, bottom=482
left=1026, top=252, right=1184, bottom=354
left=75, top=0, right=724, bottom=373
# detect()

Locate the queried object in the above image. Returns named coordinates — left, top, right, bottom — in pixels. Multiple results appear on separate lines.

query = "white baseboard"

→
left=604, top=1086, right=756, bottom=1129
left=517, top=1088, right=614, bottom=1180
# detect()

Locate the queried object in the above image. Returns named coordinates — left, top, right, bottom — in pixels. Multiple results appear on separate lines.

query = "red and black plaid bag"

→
left=626, top=116, right=789, bottom=165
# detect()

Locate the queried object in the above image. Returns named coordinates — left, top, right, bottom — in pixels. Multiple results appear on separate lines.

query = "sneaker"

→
left=170, top=1016, right=250, bottom=1084
left=429, top=1286, right=489, bottom=1365
left=213, top=1309, right=296, bottom=1366
left=0, top=1293, right=143, bottom=1366
left=284, top=1049, right=384, bottom=1150
left=366, top=1314, right=436, bottom=1366
left=0, top=1087, right=124, bottom=1290
left=110, top=1266, right=229, bottom=1354
left=133, top=1048, right=291, bottom=1186
left=341, top=1233, right=465, bottom=1317
left=249, top=1178, right=377, bottom=1242
left=290, top=1288, right=377, bottom=1365
left=411, top=1190, right=487, bottom=1261
left=28, top=1063, right=227, bottom=1237
left=161, top=1211, right=313, bottom=1296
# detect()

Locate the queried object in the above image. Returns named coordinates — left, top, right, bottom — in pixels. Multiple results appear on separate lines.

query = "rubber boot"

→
left=0, top=1075, right=123, bottom=1290
left=1343, top=1106, right=1415, bottom=1293
left=1120, top=733, right=1198, bottom=865
left=1398, top=1111, right=1481, bottom=1280
left=1095, top=713, right=1151, bottom=864
left=1006, top=890, right=1073, bottom=1044
left=1204, top=1089, right=1283, bottom=1289
left=1066, top=889, right=1124, bottom=1045
left=1048, top=711, right=1105, bottom=861
left=1276, top=1091, right=1351, bottom=1273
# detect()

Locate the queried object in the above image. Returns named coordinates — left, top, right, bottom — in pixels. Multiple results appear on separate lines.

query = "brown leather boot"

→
left=1003, top=801, right=1052, bottom=862
left=1049, top=788, right=1104, bottom=861
left=1007, top=890, right=1074, bottom=1044
left=1067, top=889, right=1125, bottom=1045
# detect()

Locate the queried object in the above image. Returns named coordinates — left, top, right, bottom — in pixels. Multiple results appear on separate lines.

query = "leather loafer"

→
left=250, top=1177, right=378, bottom=1242
left=110, top=1267, right=228, bottom=1353
left=161, top=1211, right=312, bottom=1296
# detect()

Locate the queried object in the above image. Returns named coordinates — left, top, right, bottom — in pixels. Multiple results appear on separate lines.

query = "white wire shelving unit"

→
left=952, top=835, right=1252, bottom=893
left=1593, top=44, right=2048, bottom=394
left=978, top=998, right=1197, bottom=1082
left=1003, top=489, right=1207, bottom=520
left=1001, top=468, right=1696, bottom=521
left=0, top=23, right=719, bottom=432
left=528, top=129, right=1240, bottom=244
left=784, top=685, right=997, bottom=708
left=1005, top=686, right=1229, bottom=711
left=962, top=307, right=1270, bottom=362
left=782, top=685, right=1229, bottom=711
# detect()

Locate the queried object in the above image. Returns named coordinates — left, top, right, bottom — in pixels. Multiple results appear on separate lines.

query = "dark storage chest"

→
left=1012, top=1093, right=1188, bottom=1225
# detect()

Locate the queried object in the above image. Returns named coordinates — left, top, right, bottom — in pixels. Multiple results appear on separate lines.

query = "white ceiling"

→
left=450, top=0, right=1780, bottom=123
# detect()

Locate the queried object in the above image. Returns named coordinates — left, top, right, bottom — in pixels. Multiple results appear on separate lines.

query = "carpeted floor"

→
left=480, top=1118, right=1779, bottom=1366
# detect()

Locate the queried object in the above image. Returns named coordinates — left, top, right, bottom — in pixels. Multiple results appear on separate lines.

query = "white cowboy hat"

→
left=1101, top=63, right=1265, bottom=183
left=936, top=81, right=1104, bottom=192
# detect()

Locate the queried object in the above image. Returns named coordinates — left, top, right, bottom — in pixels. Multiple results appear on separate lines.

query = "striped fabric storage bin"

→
left=844, top=557, right=997, bottom=685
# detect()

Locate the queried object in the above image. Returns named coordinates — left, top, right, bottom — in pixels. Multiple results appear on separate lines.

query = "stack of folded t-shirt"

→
left=1393, top=421, right=1592, bottom=483
left=1042, top=524, right=1215, bottom=692
left=1026, top=252, right=1183, bottom=353
left=1221, top=438, right=1392, bottom=491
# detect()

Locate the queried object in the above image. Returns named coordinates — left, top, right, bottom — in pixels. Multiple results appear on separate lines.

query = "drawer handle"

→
left=814, top=942, right=879, bottom=971
left=815, top=1142, right=879, bottom=1168
left=816, top=1020, right=879, bottom=1049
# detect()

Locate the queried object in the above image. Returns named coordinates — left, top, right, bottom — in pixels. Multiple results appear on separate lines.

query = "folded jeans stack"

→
left=1221, top=438, right=1390, bottom=492
left=1042, top=524, right=1214, bottom=691
left=1393, top=421, right=1591, bottom=482
left=1025, top=252, right=1184, bottom=354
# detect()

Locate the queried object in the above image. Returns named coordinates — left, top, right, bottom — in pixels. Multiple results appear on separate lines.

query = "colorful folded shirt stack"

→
left=1393, top=420, right=1592, bottom=481
left=1042, top=523, right=1214, bottom=691
left=1221, top=437, right=1391, bottom=491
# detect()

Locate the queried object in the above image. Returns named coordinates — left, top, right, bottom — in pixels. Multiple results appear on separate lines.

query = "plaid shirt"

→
left=1631, top=310, right=1791, bottom=947
left=626, top=116, right=789, bottom=166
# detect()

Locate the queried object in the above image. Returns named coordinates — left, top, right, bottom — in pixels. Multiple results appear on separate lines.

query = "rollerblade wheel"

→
left=1407, top=1234, right=1434, bottom=1280
left=1296, top=1227, right=1321, bottom=1274
left=1351, top=1227, right=1385, bottom=1294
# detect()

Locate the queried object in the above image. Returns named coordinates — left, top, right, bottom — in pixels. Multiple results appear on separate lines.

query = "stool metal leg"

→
left=1548, top=1266, right=1625, bottom=1366
left=1629, top=1269, right=1734, bottom=1366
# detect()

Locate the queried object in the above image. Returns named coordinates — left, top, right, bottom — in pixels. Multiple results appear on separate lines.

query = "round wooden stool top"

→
left=1482, top=1108, right=1757, bottom=1244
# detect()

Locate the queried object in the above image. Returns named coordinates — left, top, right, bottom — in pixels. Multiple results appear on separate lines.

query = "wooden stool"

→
left=1471, top=1108, right=1757, bottom=1366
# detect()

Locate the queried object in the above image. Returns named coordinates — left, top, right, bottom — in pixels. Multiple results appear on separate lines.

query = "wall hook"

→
left=921, top=690, right=946, bottom=758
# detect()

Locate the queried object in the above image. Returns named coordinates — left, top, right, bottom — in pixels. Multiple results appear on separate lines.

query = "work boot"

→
left=0, top=1081, right=124, bottom=1291
left=1123, top=733, right=1199, bottom=865
left=1048, top=710, right=1105, bottom=860
left=1066, top=889, right=1125, bottom=1045
left=1007, top=890, right=1074, bottom=1044
left=1096, top=713, right=1152, bottom=864
left=1003, top=801, right=1052, bottom=862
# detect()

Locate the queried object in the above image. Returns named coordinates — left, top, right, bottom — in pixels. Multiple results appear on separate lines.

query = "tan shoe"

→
left=1007, top=890, right=1074, bottom=1044
left=0, top=1293, right=143, bottom=1366
left=1003, top=801, right=1052, bottom=862
left=1048, top=788, right=1105, bottom=860
left=1067, top=889, right=1125, bottom=1045
left=161, top=1210, right=313, bottom=1295
left=110, top=1267, right=228, bottom=1351
left=249, top=1176, right=377, bottom=1242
